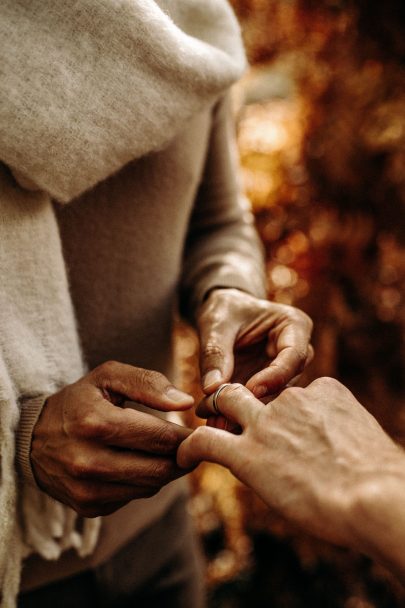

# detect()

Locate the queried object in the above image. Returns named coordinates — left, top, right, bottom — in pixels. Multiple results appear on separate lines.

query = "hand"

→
left=178, top=378, right=403, bottom=548
left=197, top=288, right=313, bottom=401
left=31, top=361, right=194, bottom=517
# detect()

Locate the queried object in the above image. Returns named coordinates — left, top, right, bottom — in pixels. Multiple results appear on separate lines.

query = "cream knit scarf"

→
left=0, top=1, right=246, bottom=604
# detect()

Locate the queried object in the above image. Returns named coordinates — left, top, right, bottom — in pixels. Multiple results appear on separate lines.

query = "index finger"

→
left=195, top=383, right=261, bottom=428
left=245, top=309, right=313, bottom=397
left=79, top=401, right=192, bottom=455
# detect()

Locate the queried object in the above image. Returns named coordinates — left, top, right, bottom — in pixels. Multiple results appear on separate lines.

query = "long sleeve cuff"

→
left=184, top=264, right=267, bottom=324
left=15, top=395, right=49, bottom=486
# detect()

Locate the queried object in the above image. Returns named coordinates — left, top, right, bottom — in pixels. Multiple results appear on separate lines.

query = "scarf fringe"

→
left=0, top=390, right=100, bottom=608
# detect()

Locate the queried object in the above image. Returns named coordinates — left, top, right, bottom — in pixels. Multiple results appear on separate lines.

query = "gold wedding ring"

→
left=212, top=383, right=231, bottom=415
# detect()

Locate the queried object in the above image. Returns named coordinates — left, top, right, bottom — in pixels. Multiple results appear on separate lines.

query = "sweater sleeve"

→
left=14, top=395, right=50, bottom=486
left=179, top=94, right=267, bottom=322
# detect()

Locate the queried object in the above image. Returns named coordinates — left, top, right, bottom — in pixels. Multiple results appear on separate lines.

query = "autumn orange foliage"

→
left=178, top=2, right=405, bottom=605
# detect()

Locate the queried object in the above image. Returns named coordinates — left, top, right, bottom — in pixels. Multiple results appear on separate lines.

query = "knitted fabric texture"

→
left=0, top=0, right=246, bottom=203
left=0, top=170, right=101, bottom=606
left=0, top=1, right=246, bottom=605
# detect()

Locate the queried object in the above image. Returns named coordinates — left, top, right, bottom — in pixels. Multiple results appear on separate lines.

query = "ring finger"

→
left=196, top=383, right=262, bottom=427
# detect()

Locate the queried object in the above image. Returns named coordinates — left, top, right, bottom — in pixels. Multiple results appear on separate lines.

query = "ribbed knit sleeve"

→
left=15, top=395, right=49, bottom=486
left=179, top=95, right=267, bottom=322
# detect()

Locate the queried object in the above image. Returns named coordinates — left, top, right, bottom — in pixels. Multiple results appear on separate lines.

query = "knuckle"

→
left=138, top=368, right=161, bottom=390
left=295, top=309, right=313, bottom=329
left=94, top=360, right=121, bottom=379
left=283, top=306, right=313, bottom=333
left=283, top=386, right=304, bottom=399
left=312, top=376, right=340, bottom=390
left=68, top=453, right=108, bottom=480
left=102, top=360, right=120, bottom=374
left=79, top=412, right=109, bottom=440
left=82, top=457, right=108, bottom=479
left=69, top=456, right=90, bottom=479
left=203, top=341, right=224, bottom=360
left=285, top=305, right=305, bottom=320
left=148, top=369, right=164, bottom=383
left=293, top=346, right=309, bottom=363
left=151, top=425, right=179, bottom=453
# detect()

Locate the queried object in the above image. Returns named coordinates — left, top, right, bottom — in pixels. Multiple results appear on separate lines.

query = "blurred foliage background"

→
left=177, top=1, right=405, bottom=606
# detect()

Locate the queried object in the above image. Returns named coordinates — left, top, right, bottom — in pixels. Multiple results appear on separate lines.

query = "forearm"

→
left=180, top=94, right=267, bottom=321
left=348, top=451, right=405, bottom=582
left=181, top=215, right=266, bottom=314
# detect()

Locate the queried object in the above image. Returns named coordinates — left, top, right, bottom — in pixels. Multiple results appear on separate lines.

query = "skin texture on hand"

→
left=197, top=288, right=313, bottom=403
left=31, top=361, right=194, bottom=518
left=178, top=378, right=405, bottom=557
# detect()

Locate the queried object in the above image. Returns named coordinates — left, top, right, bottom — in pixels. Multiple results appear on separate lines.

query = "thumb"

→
left=199, top=317, right=239, bottom=394
left=89, top=361, right=194, bottom=411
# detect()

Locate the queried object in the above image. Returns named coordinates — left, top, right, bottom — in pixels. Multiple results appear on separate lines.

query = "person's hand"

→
left=197, top=288, right=313, bottom=407
left=31, top=361, right=194, bottom=517
left=178, top=378, right=403, bottom=548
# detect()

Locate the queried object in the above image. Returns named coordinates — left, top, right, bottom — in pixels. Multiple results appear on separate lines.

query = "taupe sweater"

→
left=0, top=1, right=265, bottom=604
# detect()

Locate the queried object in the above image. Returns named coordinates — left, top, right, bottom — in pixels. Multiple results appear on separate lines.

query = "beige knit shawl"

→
left=0, top=1, right=246, bottom=604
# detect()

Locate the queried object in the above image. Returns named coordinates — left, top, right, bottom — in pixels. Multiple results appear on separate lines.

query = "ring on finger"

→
left=212, top=383, right=231, bottom=415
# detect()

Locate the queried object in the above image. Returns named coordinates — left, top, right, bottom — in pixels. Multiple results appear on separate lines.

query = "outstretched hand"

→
left=178, top=378, right=403, bottom=549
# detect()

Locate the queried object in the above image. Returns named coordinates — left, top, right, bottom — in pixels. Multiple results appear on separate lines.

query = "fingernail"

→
left=166, top=388, right=194, bottom=404
left=202, top=369, right=222, bottom=391
left=253, top=385, right=267, bottom=399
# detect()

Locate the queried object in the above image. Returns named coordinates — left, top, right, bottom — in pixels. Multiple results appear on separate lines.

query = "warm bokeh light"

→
left=176, top=1, right=405, bottom=605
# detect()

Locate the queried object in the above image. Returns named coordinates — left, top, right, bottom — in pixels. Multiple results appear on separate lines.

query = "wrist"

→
left=203, top=286, right=242, bottom=302
left=16, top=394, right=50, bottom=486
left=197, top=287, right=241, bottom=321
left=346, top=446, right=405, bottom=576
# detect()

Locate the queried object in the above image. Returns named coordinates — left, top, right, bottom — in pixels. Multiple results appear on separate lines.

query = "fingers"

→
left=277, top=345, right=314, bottom=390
left=76, top=403, right=192, bottom=454
left=177, top=425, right=237, bottom=469
left=31, top=369, right=194, bottom=515
left=90, top=361, right=194, bottom=411
left=64, top=453, right=186, bottom=517
left=206, top=415, right=242, bottom=434
left=246, top=346, right=310, bottom=398
left=65, top=445, right=184, bottom=486
left=198, top=302, right=240, bottom=394
left=198, top=292, right=313, bottom=400
left=246, top=324, right=313, bottom=399
left=196, top=383, right=261, bottom=427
